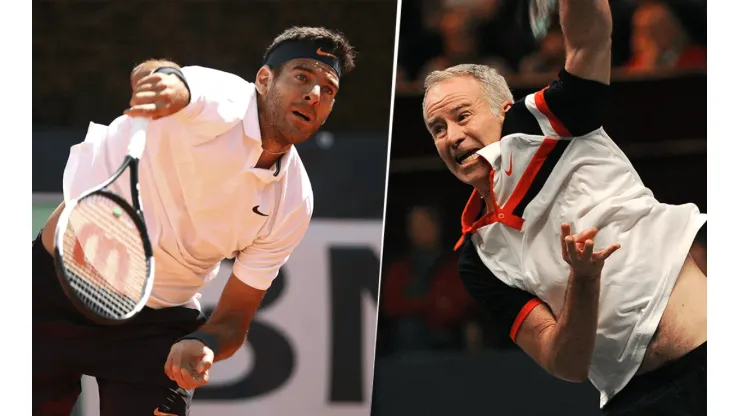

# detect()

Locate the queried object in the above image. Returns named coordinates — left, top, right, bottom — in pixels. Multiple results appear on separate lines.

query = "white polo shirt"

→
left=459, top=88, right=705, bottom=406
left=62, top=66, right=314, bottom=309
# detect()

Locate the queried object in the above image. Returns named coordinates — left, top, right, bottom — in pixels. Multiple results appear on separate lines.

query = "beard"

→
left=261, top=87, right=318, bottom=146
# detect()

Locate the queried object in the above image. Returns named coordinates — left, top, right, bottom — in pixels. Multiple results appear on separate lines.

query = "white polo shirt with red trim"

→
left=454, top=70, right=706, bottom=407
left=62, top=66, right=314, bottom=310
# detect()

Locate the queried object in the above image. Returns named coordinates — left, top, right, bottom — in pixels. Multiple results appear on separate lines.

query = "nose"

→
left=303, top=84, right=320, bottom=105
left=447, top=123, right=466, bottom=149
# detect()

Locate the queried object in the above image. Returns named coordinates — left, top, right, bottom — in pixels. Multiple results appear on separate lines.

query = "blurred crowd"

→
left=397, top=0, right=707, bottom=90
left=377, top=205, right=514, bottom=358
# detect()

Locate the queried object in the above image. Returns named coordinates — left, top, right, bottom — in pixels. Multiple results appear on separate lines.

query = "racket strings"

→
left=61, top=194, right=149, bottom=320
left=63, top=208, right=146, bottom=299
left=63, top=201, right=147, bottom=295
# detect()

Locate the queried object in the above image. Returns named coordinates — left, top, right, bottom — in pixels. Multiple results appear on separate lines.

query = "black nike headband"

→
left=263, top=39, right=343, bottom=78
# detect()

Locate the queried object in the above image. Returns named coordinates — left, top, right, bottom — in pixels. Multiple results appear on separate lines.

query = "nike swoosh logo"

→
left=252, top=205, right=268, bottom=217
left=504, top=153, right=513, bottom=176
left=316, top=48, right=337, bottom=59
left=153, top=408, right=178, bottom=416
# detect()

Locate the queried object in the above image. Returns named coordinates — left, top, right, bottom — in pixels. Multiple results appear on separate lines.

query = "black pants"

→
left=32, top=233, right=207, bottom=416
left=602, top=342, right=707, bottom=416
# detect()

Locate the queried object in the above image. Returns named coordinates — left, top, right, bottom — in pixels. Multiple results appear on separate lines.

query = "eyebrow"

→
left=425, top=103, right=470, bottom=130
left=293, top=64, right=340, bottom=91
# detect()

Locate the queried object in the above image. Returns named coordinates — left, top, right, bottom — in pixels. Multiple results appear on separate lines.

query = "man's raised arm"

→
left=560, top=0, right=613, bottom=84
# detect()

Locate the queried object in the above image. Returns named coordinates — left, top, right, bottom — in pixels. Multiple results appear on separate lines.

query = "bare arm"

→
left=197, top=273, right=265, bottom=361
left=560, top=0, right=613, bottom=84
left=515, top=271, right=601, bottom=382
left=130, top=59, right=182, bottom=90
left=515, top=224, right=620, bottom=382
left=164, top=273, right=265, bottom=390
left=127, top=61, right=252, bottom=136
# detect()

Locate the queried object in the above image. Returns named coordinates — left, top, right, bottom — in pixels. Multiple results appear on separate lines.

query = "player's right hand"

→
left=125, top=71, right=190, bottom=120
left=560, top=223, right=621, bottom=280
left=164, top=339, right=214, bottom=390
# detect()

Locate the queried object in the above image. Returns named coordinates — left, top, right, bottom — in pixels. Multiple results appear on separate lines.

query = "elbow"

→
left=543, top=342, right=591, bottom=383
left=544, top=353, right=591, bottom=383
left=550, top=366, right=589, bottom=383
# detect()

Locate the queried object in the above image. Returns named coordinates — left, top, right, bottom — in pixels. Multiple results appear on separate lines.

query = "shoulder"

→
left=282, top=151, right=314, bottom=217
left=504, top=69, right=609, bottom=139
left=181, top=66, right=254, bottom=97
left=457, top=236, right=540, bottom=337
left=181, top=65, right=249, bottom=83
left=457, top=236, right=512, bottom=293
left=530, top=69, right=610, bottom=137
left=501, top=98, right=544, bottom=137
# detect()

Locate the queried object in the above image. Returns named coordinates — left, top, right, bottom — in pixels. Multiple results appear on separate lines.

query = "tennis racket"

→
left=523, top=0, right=558, bottom=41
left=54, top=117, right=155, bottom=325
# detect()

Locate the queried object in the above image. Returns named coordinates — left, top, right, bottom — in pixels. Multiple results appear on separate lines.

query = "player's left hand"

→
left=164, top=339, right=214, bottom=390
left=560, top=223, right=621, bottom=280
left=125, top=71, right=190, bottom=120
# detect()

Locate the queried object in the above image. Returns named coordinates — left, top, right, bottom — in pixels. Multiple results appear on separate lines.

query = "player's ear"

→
left=255, top=65, right=274, bottom=95
left=501, top=99, right=514, bottom=114
left=499, top=99, right=514, bottom=123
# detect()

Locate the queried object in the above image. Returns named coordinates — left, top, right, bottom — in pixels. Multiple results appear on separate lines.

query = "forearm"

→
left=543, top=271, right=600, bottom=381
left=131, top=59, right=182, bottom=88
left=560, top=0, right=612, bottom=49
left=196, top=315, right=254, bottom=362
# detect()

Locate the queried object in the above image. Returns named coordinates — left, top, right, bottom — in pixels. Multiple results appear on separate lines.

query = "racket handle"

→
left=128, top=118, right=150, bottom=159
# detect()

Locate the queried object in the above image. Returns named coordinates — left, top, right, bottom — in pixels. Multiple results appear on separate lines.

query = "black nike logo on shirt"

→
left=252, top=206, right=268, bottom=217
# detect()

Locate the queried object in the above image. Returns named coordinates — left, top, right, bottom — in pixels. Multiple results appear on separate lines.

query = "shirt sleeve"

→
left=170, top=66, right=254, bottom=137
left=525, top=69, right=610, bottom=138
left=232, top=197, right=313, bottom=290
left=458, top=236, right=542, bottom=342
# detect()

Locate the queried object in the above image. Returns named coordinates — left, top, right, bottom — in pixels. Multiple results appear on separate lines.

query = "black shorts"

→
left=602, top=342, right=707, bottom=415
left=32, top=232, right=207, bottom=416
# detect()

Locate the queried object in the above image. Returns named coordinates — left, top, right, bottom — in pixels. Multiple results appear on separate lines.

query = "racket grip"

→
left=128, top=118, right=150, bottom=159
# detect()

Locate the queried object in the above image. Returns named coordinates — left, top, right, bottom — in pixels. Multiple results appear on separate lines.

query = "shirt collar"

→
left=242, top=83, right=295, bottom=182
left=476, top=141, right=501, bottom=168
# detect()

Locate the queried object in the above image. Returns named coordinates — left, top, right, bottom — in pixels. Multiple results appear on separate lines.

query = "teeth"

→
left=457, top=151, right=479, bottom=164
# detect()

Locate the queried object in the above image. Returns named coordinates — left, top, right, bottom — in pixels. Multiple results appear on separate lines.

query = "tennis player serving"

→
left=422, top=1, right=706, bottom=414
left=33, top=26, right=355, bottom=416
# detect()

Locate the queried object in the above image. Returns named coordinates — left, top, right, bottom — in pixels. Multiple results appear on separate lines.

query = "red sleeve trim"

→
left=534, top=89, right=572, bottom=137
left=509, top=298, right=543, bottom=342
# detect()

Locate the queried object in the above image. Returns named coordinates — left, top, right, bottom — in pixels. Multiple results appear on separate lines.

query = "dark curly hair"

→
left=264, top=26, right=357, bottom=75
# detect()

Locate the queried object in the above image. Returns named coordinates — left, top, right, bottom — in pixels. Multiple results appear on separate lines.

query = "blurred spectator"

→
left=473, top=0, right=535, bottom=75
left=397, top=0, right=707, bottom=87
left=416, top=6, right=480, bottom=81
left=381, top=206, right=477, bottom=353
left=624, top=0, right=706, bottom=73
left=519, top=25, right=566, bottom=75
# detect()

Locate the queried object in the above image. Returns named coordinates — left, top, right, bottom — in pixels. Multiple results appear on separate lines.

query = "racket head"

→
left=526, top=0, right=557, bottom=41
left=54, top=190, right=154, bottom=325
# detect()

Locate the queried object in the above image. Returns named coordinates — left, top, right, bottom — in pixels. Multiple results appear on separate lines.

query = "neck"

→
left=474, top=182, right=495, bottom=213
left=256, top=96, right=291, bottom=169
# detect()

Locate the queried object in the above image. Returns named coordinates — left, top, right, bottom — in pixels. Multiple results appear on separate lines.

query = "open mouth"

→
left=455, top=149, right=480, bottom=165
left=292, top=111, right=311, bottom=122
